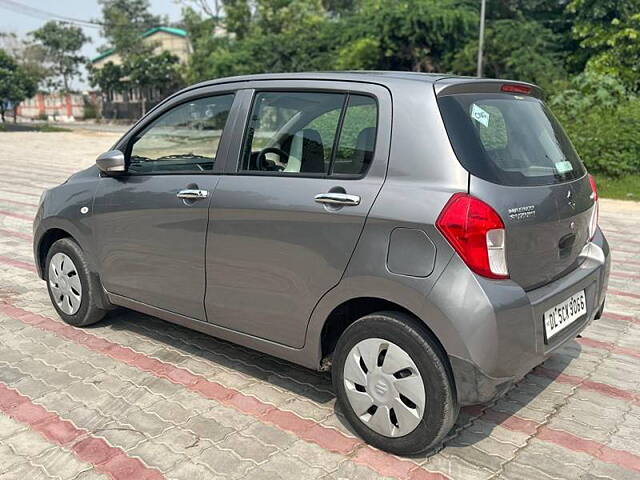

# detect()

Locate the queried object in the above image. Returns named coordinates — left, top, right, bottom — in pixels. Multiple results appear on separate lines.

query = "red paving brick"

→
left=0, top=255, right=37, bottom=273
left=537, top=426, right=640, bottom=473
left=0, top=187, right=639, bottom=479
left=609, top=289, right=640, bottom=300
left=4, top=296, right=640, bottom=477
left=602, top=311, right=640, bottom=324
left=578, top=336, right=640, bottom=360
left=0, top=299, right=445, bottom=479
left=0, top=198, right=39, bottom=208
left=0, top=228, right=33, bottom=240
left=0, top=383, right=164, bottom=479
left=0, top=209, right=33, bottom=221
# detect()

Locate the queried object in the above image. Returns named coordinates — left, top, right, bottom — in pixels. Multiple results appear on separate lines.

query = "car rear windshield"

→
left=437, top=92, right=586, bottom=186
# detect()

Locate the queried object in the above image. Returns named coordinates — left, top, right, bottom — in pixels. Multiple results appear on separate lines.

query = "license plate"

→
left=544, top=290, right=587, bottom=340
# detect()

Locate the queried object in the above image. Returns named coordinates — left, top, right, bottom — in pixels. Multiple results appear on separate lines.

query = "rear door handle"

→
left=177, top=189, right=209, bottom=200
left=314, top=193, right=361, bottom=206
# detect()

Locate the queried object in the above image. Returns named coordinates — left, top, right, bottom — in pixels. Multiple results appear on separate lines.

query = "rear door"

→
left=437, top=82, right=595, bottom=290
left=204, top=82, right=391, bottom=348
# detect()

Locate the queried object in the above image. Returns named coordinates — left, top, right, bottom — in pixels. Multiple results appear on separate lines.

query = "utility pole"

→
left=476, top=0, right=486, bottom=77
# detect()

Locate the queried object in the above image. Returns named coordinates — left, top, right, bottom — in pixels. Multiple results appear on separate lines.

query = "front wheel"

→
left=332, top=311, right=458, bottom=455
left=45, top=238, right=106, bottom=327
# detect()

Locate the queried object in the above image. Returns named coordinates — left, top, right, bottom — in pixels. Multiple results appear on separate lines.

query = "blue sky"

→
left=0, top=0, right=185, bottom=89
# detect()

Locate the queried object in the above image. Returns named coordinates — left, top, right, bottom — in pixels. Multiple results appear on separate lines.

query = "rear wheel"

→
left=332, top=311, right=457, bottom=455
left=45, top=238, right=106, bottom=327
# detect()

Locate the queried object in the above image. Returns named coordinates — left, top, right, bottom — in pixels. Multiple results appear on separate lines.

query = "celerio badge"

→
left=508, top=205, right=536, bottom=220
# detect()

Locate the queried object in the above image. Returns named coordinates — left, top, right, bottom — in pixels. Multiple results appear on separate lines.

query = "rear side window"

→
left=239, top=91, right=378, bottom=177
left=438, top=93, right=586, bottom=186
left=240, top=92, right=345, bottom=175
left=333, top=95, right=377, bottom=175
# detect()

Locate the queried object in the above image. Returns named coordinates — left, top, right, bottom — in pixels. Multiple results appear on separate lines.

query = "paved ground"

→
left=0, top=129, right=639, bottom=480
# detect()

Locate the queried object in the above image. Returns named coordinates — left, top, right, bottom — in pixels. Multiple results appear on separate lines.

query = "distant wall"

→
left=17, top=92, right=100, bottom=121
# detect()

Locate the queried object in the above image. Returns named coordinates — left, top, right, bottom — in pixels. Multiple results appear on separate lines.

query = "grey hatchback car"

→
left=33, top=72, right=610, bottom=455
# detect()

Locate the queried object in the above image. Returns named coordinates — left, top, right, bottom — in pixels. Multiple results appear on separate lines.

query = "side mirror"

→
left=96, top=150, right=126, bottom=175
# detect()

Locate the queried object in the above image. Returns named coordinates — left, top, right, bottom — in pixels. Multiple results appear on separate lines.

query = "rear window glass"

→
left=437, top=93, right=586, bottom=186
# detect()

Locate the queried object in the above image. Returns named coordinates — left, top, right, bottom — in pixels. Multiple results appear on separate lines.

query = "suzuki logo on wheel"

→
left=374, top=381, right=389, bottom=396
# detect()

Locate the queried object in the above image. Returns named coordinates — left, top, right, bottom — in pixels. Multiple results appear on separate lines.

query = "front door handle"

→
left=177, top=189, right=209, bottom=200
left=314, top=193, right=361, bottom=206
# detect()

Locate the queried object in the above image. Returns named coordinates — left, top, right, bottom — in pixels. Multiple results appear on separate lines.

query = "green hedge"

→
left=555, top=100, right=640, bottom=177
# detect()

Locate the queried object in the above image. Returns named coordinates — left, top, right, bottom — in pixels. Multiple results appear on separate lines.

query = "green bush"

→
left=82, top=101, right=98, bottom=120
left=550, top=73, right=640, bottom=177
left=554, top=100, right=640, bottom=177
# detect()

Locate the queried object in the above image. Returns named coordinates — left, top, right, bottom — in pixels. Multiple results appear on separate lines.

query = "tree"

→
left=337, top=0, right=477, bottom=72
left=184, top=0, right=338, bottom=81
left=97, top=0, right=165, bottom=56
left=0, top=32, right=49, bottom=88
left=30, top=21, right=89, bottom=92
left=568, top=0, right=640, bottom=91
left=222, top=0, right=252, bottom=39
left=0, top=49, right=37, bottom=122
left=88, top=61, right=127, bottom=99
left=126, top=52, right=181, bottom=115
left=451, top=19, right=566, bottom=90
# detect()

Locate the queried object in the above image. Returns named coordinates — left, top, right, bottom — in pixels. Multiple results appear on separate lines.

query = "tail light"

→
left=436, top=193, right=508, bottom=279
left=588, top=174, right=598, bottom=240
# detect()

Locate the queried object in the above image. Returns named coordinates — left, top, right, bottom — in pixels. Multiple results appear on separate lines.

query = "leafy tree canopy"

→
left=30, top=21, right=89, bottom=92
left=0, top=49, right=38, bottom=122
left=569, top=0, right=640, bottom=91
left=97, top=0, right=166, bottom=56
left=337, top=0, right=477, bottom=72
left=451, top=19, right=565, bottom=90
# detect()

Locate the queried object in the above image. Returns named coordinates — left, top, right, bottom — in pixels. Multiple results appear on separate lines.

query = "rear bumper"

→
left=431, top=228, right=610, bottom=406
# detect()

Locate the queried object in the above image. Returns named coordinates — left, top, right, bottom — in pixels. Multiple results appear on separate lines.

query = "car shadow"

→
left=96, top=308, right=336, bottom=404
left=94, top=308, right=583, bottom=454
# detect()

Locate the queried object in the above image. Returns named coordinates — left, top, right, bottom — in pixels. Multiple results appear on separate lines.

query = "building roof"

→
left=90, top=27, right=188, bottom=63
left=141, top=26, right=188, bottom=39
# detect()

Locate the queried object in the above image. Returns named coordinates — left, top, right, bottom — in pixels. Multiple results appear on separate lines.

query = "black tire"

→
left=45, top=238, right=107, bottom=327
left=332, top=311, right=458, bottom=455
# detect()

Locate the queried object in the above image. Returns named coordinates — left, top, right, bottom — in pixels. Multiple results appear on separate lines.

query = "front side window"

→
left=240, top=91, right=379, bottom=177
left=129, top=94, right=234, bottom=174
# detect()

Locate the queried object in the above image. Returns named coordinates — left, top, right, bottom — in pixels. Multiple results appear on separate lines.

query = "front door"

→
left=205, top=85, right=391, bottom=347
left=93, top=93, right=236, bottom=320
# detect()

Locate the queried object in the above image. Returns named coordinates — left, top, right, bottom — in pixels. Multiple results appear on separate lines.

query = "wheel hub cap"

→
left=343, top=337, right=426, bottom=438
left=48, top=252, right=82, bottom=315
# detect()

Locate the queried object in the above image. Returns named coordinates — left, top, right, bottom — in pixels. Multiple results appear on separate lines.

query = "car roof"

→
left=189, top=71, right=469, bottom=89
left=182, top=71, right=540, bottom=96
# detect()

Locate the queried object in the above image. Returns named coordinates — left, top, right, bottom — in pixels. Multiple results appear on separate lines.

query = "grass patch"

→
left=0, top=123, right=71, bottom=132
left=35, top=124, right=71, bottom=132
left=593, top=174, right=640, bottom=201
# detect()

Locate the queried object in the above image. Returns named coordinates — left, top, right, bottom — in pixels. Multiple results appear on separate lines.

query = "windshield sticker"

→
left=555, top=161, right=573, bottom=174
left=471, top=104, right=490, bottom=127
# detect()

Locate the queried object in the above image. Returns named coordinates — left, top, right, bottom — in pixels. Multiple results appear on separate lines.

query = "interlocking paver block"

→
left=1, top=132, right=640, bottom=479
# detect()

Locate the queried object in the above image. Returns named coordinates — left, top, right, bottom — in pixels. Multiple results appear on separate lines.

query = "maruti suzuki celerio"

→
left=33, top=72, right=610, bottom=454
